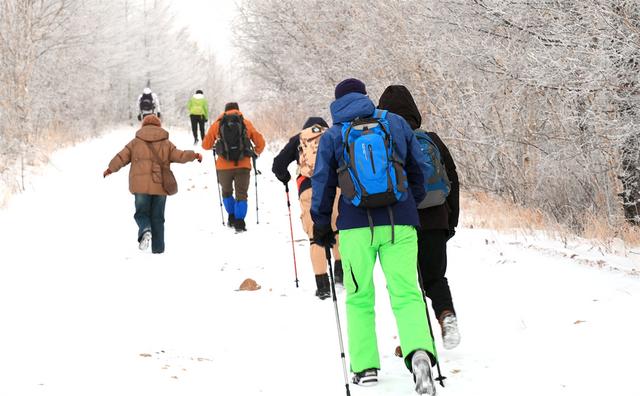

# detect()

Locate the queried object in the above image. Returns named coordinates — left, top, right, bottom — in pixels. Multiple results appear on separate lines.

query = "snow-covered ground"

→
left=0, top=127, right=638, bottom=396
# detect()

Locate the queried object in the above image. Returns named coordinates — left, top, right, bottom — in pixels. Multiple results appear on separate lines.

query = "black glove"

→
left=204, top=118, right=208, bottom=123
left=276, top=171, right=291, bottom=185
left=312, top=223, right=336, bottom=248
left=157, top=112, right=161, bottom=118
left=137, top=114, right=142, bottom=121
left=447, top=228, right=456, bottom=241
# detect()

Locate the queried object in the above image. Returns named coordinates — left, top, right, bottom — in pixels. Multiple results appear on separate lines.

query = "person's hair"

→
left=224, top=102, right=239, bottom=111
left=196, top=89, right=203, bottom=94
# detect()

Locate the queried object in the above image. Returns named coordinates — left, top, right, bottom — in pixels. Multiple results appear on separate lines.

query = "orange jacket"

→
left=202, top=110, right=265, bottom=170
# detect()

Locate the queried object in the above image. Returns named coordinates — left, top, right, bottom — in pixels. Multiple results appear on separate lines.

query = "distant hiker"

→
left=378, top=85, right=461, bottom=351
left=202, top=102, right=265, bottom=232
left=137, top=87, right=161, bottom=121
left=103, top=115, right=202, bottom=254
left=311, top=78, right=438, bottom=394
left=187, top=89, right=209, bottom=144
left=272, top=117, right=343, bottom=300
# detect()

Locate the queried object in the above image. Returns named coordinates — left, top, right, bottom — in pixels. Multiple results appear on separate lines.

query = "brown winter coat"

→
left=108, top=116, right=198, bottom=195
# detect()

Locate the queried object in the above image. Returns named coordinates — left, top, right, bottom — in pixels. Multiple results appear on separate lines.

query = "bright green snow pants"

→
left=339, top=225, right=435, bottom=372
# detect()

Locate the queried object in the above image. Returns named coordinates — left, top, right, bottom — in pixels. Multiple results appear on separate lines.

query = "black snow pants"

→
left=190, top=114, right=206, bottom=141
left=417, top=229, right=455, bottom=319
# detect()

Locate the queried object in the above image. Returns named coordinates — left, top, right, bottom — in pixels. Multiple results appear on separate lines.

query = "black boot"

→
left=333, top=260, right=343, bottom=285
left=315, top=273, right=330, bottom=300
left=227, top=214, right=236, bottom=228
left=234, top=218, right=247, bottom=233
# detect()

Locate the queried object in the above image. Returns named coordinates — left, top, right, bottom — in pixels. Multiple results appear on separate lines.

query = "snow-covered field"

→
left=0, top=127, right=638, bottom=396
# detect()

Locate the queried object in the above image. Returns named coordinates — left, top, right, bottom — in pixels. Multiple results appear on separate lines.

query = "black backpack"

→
left=139, top=93, right=155, bottom=112
left=215, top=114, right=252, bottom=163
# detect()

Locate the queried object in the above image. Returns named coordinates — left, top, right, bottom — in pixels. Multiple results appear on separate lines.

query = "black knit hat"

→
left=334, top=78, right=366, bottom=99
left=378, top=85, right=422, bottom=130
left=196, top=89, right=203, bottom=94
left=224, top=102, right=239, bottom=111
left=302, top=117, right=329, bottom=130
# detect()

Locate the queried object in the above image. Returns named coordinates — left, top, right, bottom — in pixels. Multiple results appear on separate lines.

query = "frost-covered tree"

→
left=235, top=0, right=640, bottom=231
left=0, top=0, right=223, bottom=197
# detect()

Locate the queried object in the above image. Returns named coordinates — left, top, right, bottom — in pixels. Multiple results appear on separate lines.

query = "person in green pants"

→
left=311, top=78, right=438, bottom=395
left=340, top=226, right=435, bottom=371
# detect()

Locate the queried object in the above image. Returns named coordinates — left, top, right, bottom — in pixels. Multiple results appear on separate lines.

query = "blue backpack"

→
left=337, top=109, right=407, bottom=209
left=414, top=130, right=450, bottom=209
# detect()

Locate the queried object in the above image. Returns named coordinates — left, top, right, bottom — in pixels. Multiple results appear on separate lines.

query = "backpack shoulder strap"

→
left=373, top=109, right=388, bottom=120
left=143, top=139, right=167, bottom=166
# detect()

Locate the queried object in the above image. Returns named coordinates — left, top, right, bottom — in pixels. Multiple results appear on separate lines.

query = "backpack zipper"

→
left=368, top=144, right=376, bottom=173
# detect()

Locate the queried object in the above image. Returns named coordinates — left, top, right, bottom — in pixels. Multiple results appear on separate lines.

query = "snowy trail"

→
left=0, top=127, right=638, bottom=396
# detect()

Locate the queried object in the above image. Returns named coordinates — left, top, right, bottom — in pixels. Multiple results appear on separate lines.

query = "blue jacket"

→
left=311, top=93, right=434, bottom=230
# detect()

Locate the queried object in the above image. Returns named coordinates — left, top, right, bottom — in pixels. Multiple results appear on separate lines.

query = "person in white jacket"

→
left=137, top=87, right=161, bottom=120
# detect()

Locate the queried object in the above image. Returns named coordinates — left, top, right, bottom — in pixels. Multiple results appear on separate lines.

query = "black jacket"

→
left=378, top=85, right=460, bottom=230
left=272, top=133, right=312, bottom=195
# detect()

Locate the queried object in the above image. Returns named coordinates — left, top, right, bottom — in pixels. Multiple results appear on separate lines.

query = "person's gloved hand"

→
left=103, top=169, right=112, bottom=178
left=276, top=171, right=291, bottom=185
left=137, top=114, right=142, bottom=121
left=447, top=228, right=456, bottom=241
left=157, top=112, right=161, bottom=118
left=204, top=118, right=208, bottom=123
left=312, top=223, right=336, bottom=248
left=195, top=153, right=203, bottom=163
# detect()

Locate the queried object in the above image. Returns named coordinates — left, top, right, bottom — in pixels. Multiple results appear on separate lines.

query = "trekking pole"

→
left=212, top=150, right=225, bottom=226
left=252, top=155, right=260, bottom=224
left=417, top=267, right=447, bottom=387
left=285, top=185, right=300, bottom=288
left=325, top=245, right=351, bottom=396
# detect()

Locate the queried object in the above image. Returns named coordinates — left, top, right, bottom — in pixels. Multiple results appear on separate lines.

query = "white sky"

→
left=169, top=0, right=238, bottom=60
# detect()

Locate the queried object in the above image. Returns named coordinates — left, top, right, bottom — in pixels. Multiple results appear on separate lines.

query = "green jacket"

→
left=187, top=94, right=209, bottom=119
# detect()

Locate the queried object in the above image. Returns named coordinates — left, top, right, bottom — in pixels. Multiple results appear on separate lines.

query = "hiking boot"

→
left=193, top=138, right=199, bottom=145
left=333, top=260, right=343, bottom=285
left=234, top=219, right=247, bottom=233
left=315, top=273, right=330, bottom=300
left=138, top=231, right=151, bottom=251
left=227, top=214, right=236, bottom=228
left=412, top=350, right=436, bottom=395
left=439, top=311, right=461, bottom=350
left=352, top=368, right=378, bottom=386
left=315, top=288, right=330, bottom=300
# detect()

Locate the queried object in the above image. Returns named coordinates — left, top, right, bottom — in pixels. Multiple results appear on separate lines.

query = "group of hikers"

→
left=136, top=86, right=210, bottom=145
left=103, top=78, right=460, bottom=395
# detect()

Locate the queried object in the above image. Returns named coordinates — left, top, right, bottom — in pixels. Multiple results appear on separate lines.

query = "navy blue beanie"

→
left=334, top=78, right=366, bottom=99
left=302, top=117, right=329, bottom=130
